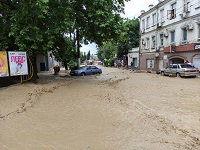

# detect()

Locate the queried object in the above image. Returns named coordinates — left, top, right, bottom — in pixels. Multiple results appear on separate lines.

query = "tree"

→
left=86, top=50, right=90, bottom=60
left=0, top=0, right=130, bottom=81
left=97, top=42, right=117, bottom=66
left=70, top=0, right=129, bottom=67
left=117, top=18, right=140, bottom=58
left=0, top=0, right=73, bottom=81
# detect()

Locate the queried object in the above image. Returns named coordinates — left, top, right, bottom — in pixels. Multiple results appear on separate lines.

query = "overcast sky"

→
left=81, top=0, right=159, bottom=54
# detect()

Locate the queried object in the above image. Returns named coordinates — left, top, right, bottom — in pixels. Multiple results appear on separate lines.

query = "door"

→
left=132, top=58, right=138, bottom=68
left=165, top=65, right=172, bottom=75
left=40, top=62, right=45, bottom=71
left=193, top=55, right=200, bottom=69
left=159, top=59, right=163, bottom=70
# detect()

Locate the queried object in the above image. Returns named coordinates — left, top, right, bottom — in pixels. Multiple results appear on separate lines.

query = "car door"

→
left=91, top=66, right=98, bottom=74
left=171, top=64, right=178, bottom=75
left=164, top=65, right=172, bottom=75
left=86, top=66, right=93, bottom=75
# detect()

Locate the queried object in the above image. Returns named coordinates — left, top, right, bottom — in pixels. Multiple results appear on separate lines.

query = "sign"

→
left=0, top=51, right=9, bottom=77
left=147, top=59, right=154, bottom=69
left=8, top=51, right=28, bottom=76
left=194, top=43, right=200, bottom=50
left=164, top=55, right=168, bottom=60
left=170, top=45, right=176, bottom=53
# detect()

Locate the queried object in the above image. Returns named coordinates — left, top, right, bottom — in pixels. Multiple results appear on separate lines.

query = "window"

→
left=152, top=13, right=156, bottom=26
left=183, top=0, right=190, bottom=12
left=160, top=34, right=164, bottom=46
left=168, top=3, right=176, bottom=19
left=142, top=19, right=145, bottom=30
left=141, top=39, right=145, bottom=49
left=198, top=24, right=200, bottom=39
left=182, top=28, right=187, bottom=42
left=171, top=31, right=175, bottom=45
left=146, top=16, right=150, bottom=29
left=160, top=9, right=164, bottom=22
left=172, top=64, right=178, bottom=69
left=171, top=3, right=176, bottom=18
left=152, top=36, right=156, bottom=48
left=146, top=38, right=150, bottom=49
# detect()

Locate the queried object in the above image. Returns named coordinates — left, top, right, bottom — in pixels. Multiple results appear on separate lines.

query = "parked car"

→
left=160, top=64, right=198, bottom=77
left=70, top=66, right=102, bottom=76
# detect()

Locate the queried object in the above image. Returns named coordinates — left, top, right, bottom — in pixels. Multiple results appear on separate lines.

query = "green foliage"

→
left=68, top=60, right=78, bottom=70
left=103, top=59, right=112, bottom=67
left=0, top=0, right=129, bottom=74
left=97, top=42, right=117, bottom=62
left=80, top=52, right=87, bottom=63
left=86, top=50, right=90, bottom=60
left=117, top=18, right=140, bottom=57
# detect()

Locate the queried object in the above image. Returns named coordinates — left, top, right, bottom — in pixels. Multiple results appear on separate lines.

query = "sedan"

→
left=70, top=66, right=102, bottom=76
left=160, top=64, right=198, bottom=77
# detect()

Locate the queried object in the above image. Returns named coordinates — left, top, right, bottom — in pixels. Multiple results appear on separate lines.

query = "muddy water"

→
left=0, top=67, right=200, bottom=150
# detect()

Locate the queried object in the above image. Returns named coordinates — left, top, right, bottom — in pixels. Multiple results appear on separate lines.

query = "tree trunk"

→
left=76, top=30, right=81, bottom=68
left=31, top=54, right=38, bottom=83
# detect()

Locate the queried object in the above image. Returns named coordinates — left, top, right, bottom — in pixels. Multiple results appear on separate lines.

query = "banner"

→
left=8, top=51, right=28, bottom=76
left=194, top=43, right=200, bottom=50
left=0, top=51, right=9, bottom=77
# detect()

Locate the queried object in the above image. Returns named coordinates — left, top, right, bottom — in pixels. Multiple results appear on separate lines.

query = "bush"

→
left=103, top=59, right=112, bottom=67
left=68, top=61, right=78, bottom=70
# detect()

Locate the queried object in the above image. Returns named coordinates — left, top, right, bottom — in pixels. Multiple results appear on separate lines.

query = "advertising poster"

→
left=0, top=51, right=9, bottom=77
left=8, top=51, right=28, bottom=76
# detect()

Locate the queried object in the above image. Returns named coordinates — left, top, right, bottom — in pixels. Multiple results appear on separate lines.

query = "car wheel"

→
left=80, top=72, right=85, bottom=76
left=176, top=73, right=180, bottom=77
left=161, top=71, right=165, bottom=76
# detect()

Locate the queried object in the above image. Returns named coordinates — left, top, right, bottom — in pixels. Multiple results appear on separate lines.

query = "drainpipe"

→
left=155, top=4, right=159, bottom=72
left=138, top=17, right=141, bottom=70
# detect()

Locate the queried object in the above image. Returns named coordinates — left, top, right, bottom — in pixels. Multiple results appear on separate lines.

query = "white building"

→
left=139, top=0, right=200, bottom=71
left=128, top=47, right=139, bottom=68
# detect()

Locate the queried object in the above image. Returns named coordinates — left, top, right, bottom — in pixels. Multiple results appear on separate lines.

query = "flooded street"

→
left=0, top=67, right=200, bottom=150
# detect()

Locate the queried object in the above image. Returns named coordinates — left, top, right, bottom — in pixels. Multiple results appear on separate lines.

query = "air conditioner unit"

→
left=156, top=46, right=160, bottom=52
left=180, top=12, right=189, bottom=19
left=157, top=22, right=162, bottom=28
left=141, top=29, right=145, bottom=34
left=180, top=40, right=188, bottom=45
left=187, top=24, right=193, bottom=30
left=164, top=32, right=168, bottom=37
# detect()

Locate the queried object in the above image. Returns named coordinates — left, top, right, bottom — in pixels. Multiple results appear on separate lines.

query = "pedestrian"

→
left=131, top=62, right=133, bottom=70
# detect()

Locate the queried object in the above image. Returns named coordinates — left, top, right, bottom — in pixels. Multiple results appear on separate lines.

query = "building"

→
left=139, top=0, right=200, bottom=71
left=36, top=52, right=61, bottom=72
left=128, top=47, right=139, bottom=68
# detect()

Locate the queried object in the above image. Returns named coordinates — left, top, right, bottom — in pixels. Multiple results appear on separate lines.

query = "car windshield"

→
left=79, top=66, right=88, bottom=70
left=180, top=64, right=194, bottom=68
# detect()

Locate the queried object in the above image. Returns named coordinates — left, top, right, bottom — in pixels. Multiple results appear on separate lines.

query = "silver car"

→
left=160, top=64, right=198, bottom=77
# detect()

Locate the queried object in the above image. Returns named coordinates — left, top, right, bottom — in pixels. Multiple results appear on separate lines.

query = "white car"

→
left=160, top=64, right=198, bottom=77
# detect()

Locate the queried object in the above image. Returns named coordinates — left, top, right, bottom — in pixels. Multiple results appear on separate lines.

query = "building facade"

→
left=128, top=47, right=139, bottom=68
left=139, top=0, right=200, bottom=71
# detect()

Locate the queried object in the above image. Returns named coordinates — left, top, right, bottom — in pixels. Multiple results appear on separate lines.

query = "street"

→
left=0, top=66, right=200, bottom=150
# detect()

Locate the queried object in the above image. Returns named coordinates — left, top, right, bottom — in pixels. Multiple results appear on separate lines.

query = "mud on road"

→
left=0, top=67, right=200, bottom=150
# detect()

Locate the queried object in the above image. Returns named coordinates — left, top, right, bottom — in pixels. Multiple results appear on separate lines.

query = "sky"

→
left=80, top=0, right=159, bottom=54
